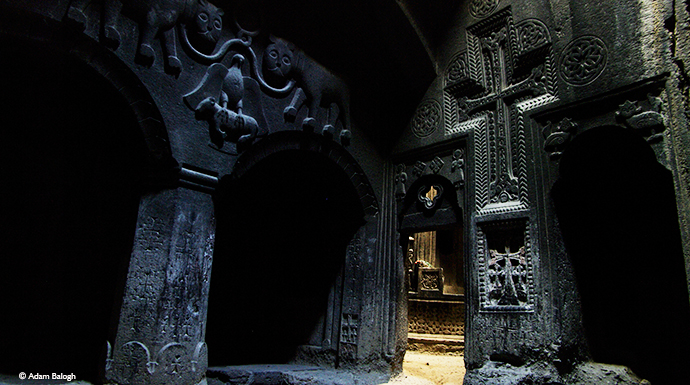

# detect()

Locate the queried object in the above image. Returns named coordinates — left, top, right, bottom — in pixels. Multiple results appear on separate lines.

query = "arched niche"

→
left=398, top=175, right=463, bottom=232
left=207, top=131, right=376, bottom=366
left=551, top=125, right=690, bottom=383
left=0, top=32, right=158, bottom=382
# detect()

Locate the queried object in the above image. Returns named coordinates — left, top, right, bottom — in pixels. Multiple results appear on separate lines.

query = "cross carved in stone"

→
left=446, top=9, right=556, bottom=214
left=488, top=244, right=528, bottom=306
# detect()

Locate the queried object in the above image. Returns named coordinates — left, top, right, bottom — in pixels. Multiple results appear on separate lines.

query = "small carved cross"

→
left=488, top=240, right=527, bottom=306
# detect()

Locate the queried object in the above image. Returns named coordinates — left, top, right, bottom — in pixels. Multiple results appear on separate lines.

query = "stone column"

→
left=105, top=175, right=216, bottom=385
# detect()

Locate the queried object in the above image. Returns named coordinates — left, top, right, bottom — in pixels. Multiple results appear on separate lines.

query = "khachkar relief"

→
left=559, top=36, right=607, bottom=86
left=477, top=220, right=534, bottom=312
left=444, top=9, right=557, bottom=216
left=65, top=0, right=353, bottom=152
left=340, top=313, right=359, bottom=359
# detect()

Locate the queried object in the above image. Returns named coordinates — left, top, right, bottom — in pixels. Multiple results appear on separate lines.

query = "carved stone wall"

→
left=395, top=0, right=690, bottom=383
left=0, top=1, right=392, bottom=383
left=408, top=300, right=465, bottom=336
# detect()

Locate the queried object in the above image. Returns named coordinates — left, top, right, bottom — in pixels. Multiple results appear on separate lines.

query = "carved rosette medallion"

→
left=470, top=0, right=500, bottom=19
left=559, top=35, right=607, bottom=86
left=412, top=99, right=442, bottom=138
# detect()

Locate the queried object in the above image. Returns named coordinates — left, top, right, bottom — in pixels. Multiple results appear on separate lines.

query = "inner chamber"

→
left=207, top=150, right=364, bottom=365
left=405, top=226, right=465, bottom=352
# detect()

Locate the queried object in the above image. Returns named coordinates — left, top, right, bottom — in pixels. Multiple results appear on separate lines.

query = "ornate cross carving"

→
left=488, top=245, right=528, bottom=306
left=445, top=9, right=557, bottom=216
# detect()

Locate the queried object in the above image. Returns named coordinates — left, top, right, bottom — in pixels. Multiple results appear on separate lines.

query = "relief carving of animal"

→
left=66, top=0, right=224, bottom=73
left=261, top=37, right=352, bottom=141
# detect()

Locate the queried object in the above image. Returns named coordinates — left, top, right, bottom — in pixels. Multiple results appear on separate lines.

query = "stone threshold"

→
left=408, top=333, right=464, bottom=346
left=207, top=365, right=393, bottom=385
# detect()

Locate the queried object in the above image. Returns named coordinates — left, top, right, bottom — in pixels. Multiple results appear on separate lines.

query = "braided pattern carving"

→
left=408, top=301, right=465, bottom=336
left=515, top=19, right=550, bottom=55
left=446, top=52, right=469, bottom=85
left=474, top=116, right=490, bottom=211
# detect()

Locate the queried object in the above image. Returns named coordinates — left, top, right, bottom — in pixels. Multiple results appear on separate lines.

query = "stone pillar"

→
left=105, top=181, right=215, bottom=385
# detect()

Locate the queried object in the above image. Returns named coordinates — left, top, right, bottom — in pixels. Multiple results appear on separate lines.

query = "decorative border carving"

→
left=113, top=341, right=207, bottom=379
left=559, top=35, right=607, bottom=86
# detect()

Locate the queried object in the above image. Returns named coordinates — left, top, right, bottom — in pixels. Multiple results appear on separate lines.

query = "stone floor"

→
left=205, top=350, right=464, bottom=385
left=0, top=352, right=464, bottom=385
left=398, top=351, right=465, bottom=385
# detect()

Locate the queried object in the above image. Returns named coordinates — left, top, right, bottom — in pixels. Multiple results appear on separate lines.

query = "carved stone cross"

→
left=488, top=244, right=528, bottom=306
left=445, top=9, right=556, bottom=215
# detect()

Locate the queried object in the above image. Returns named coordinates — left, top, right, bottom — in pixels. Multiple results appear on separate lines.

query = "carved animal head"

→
left=262, top=37, right=295, bottom=88
left=188, top=0, right=224, bottom=53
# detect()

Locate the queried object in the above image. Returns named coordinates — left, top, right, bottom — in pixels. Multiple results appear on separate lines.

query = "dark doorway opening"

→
left=208, top=150, right=364, bottom=365
left=0, top=39, right=145, bottom=382
left=552, top=126, right=690, bottom=383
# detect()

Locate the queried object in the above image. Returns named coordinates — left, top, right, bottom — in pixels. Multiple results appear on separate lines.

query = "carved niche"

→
left=444, top=8, right=558, bottom=216
left=477, top=219, right=534, bottom=312
left=394, top=147, right=466, bottom=207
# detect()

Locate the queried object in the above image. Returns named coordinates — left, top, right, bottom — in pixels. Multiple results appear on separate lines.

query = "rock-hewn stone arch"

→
left=551, top=125, right=690, bottom=383
left=0, top=5, right=174, bottom=169
left=230, top=130, right=379, bottom=219
left=207, top=130, right=379, bottom=366
left=0, top=7, right=176, bottom=382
